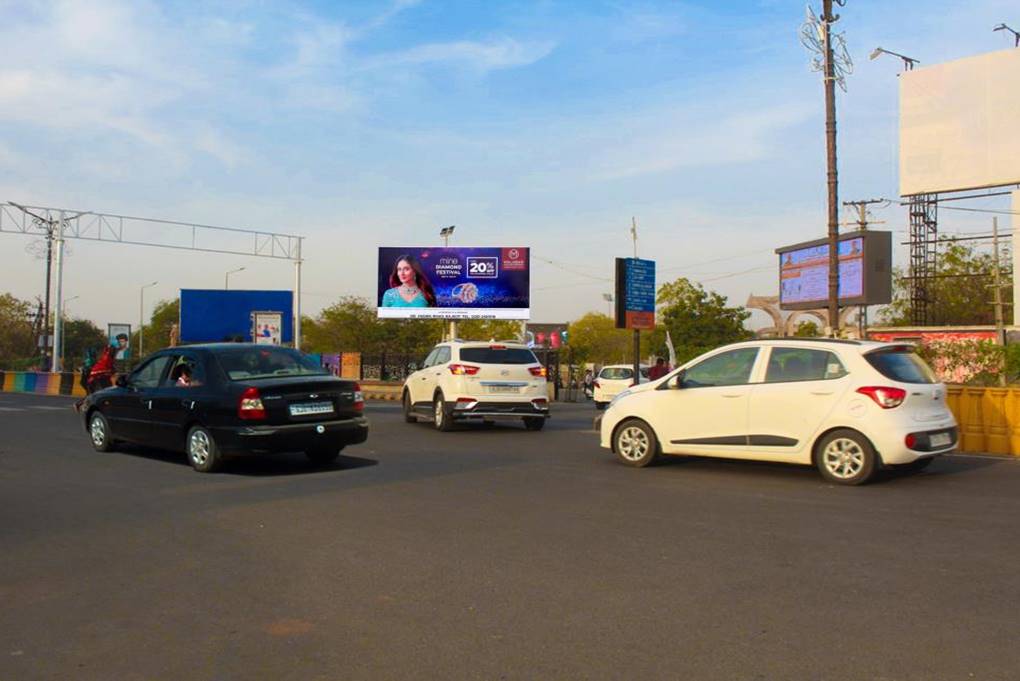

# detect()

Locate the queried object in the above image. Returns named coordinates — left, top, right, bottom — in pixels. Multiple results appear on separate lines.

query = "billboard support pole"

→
left=294, top=238, right=303, bottom=350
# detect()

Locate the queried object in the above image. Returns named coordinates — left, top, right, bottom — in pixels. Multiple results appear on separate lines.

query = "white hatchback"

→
left=593, top=364, right=649, bottom=410
left=598, top=339, right=957, bottom=485
left=402, top=341, right=550, bottom=431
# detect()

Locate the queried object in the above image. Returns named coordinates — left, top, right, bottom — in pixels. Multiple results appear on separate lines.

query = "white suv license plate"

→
left=487, top=385, right=521, bottom=394
left=930, top=432, right=952, bottom=448
left=289, top=401, right=334, bottom=416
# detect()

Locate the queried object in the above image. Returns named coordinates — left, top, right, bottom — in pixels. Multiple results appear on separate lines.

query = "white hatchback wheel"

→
left=614, top=420, right=658, bottom=467
left=618, top=426, right=650, bottom=461
left=822, top=437, right=865, bottom=480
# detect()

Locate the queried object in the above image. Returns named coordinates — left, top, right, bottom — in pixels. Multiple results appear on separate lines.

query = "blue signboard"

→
left=180, top=289, right=293, bottom=343
left=615, top=258, right=656, bottom=329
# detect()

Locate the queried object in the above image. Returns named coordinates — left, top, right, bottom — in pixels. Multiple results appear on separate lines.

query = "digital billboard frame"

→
left=776, top=231, right=892, bottom=311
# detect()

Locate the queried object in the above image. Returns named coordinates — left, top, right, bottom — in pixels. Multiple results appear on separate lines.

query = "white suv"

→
left=402, top=341, right=550, bottom=431
left=598, top=339, right=957, bottom=485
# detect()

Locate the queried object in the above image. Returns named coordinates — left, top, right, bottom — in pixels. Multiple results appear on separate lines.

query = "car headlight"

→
left=609, top=389, right=631, bottom=408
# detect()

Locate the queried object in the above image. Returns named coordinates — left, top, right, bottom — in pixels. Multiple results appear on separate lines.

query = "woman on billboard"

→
left=382, top=254, right=437, bottom=308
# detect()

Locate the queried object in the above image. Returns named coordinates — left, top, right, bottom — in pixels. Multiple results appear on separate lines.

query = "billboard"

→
left=614, top=258, right=656, bottom=330
left=253, top=311, right=283, bottom=346
left=107, top=324, right=132, bottom=360
left=900, top=48, right=1020, bottom=196
left=377, top=247, right=530, bottom=320
left=777, top=231, right=892, bottom=310
left=180, top=289, right=293, bottom=343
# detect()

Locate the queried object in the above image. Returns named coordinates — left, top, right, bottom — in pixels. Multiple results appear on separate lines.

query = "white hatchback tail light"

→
left=856, top=386, right=907, bottom=409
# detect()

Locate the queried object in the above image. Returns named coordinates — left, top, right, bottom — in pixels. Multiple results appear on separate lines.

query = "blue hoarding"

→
left=180, top=289, right=293, bottom=343
left=377, top=247, right=530, bottom=320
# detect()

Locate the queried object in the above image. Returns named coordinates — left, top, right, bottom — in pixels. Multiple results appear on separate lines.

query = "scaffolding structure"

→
left=908, top=194, right=939, bottom=325
left=1, top=202, right=306, bottom=371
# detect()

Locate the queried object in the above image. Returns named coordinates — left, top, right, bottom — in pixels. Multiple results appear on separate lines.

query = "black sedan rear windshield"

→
left=459, top=348, right=539, bottom=365
left=865, top=348, right=937, bottom=384
left=214, top=346, right=328, bottom=380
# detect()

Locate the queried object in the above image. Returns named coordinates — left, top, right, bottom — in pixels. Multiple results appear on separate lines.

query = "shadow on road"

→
left=111, top=444, right=379, bottom=477
left=647, top=451, right=1001, bottom=486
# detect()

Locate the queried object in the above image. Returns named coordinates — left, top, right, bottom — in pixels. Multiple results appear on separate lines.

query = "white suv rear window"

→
left=459, top=348, right=538, bottom=365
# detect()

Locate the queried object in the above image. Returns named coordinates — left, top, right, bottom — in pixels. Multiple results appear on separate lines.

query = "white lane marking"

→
left=0, top=407, right=26, bottom=412
left=30, top=406, right=71, bottom=411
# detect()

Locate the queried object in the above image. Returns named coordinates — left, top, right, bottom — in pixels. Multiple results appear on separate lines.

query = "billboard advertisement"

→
left=180, top=289, right=293, bottom=343
left=776, top=231, right=892, bottom=310
left=900, top=48, right=1020, bottom=196
left=614, top=258, right=656, bottom=330
left=107, top=324, right=132, bottom=360
left=376, top=247, right=530, bottom=320
left=253, top=311, right=283, bottom=345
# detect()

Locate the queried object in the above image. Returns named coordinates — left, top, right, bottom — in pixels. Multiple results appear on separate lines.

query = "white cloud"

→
left=365, top=37, right=556, bottom=72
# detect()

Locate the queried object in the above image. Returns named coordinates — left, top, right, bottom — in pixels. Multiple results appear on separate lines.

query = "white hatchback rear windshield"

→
left=459, top=348, right=539, bottom=365
left=600, top=368, right=633, bottom=380
left=865, top=348, right=937, bottom=384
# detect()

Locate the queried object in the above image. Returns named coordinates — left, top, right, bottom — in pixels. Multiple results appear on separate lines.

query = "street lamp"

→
left=602, top=293, right=614, bottom=316
left=994, top=23, right=1020, bottom=47
left=869, top=46, right=919, bottom=70
left=439, top=225, right=455, bottom=247
left=139, top=281, right=158, bottom=358
left=225, top=266, right=245, bottom=290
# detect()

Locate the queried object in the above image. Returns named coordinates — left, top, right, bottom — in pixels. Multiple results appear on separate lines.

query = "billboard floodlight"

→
left=870, top=46, right=919, bottom=70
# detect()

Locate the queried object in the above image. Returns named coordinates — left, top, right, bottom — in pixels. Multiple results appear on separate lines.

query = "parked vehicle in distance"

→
left=80, top=344, right=368, bottom=472
left=598, top=339, right=957, bottom=485
left=593, top=364, right=649, bottom=410
left=402, top=340, right=549, bottom=431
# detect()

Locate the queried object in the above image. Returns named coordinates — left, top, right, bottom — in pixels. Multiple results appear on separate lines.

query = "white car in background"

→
left=593, top=364, right=649, bottom=410
left=402, top=341, right=550, bottom=431
left=598, top=339, right=957, bottom=485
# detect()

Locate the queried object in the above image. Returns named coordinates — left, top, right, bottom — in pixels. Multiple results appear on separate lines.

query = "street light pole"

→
left=139, top=281, right=157, bottom=358
left=439, top=226, right=456, bottom=340
left=821, top=0, right=841, bottom=337
left=224, top=266, right=245, bottom=290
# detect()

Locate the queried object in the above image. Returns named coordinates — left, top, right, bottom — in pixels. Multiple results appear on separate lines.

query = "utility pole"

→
left=991, top=217, right=1007, bottom=386
left=631, top=217, right=640, bottom=386
left=843, top=198, right=884, bottom=338
left=822, top=0, right=841, bottom=337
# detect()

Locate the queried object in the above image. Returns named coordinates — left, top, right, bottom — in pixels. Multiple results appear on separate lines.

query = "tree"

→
left=62, top=318, right=107, bottom=368
left=303, top=296, right=381, bottom=354
left=793, top=320, right=820, bottom=337
left=455, top=319, right=522, bottom=342
left=651, top=278, right=753, bottom=365
left=131, top=298, right=180, bottom=357
left=567, top=313, right=633, bottom=365
left=879, top=239, right=1013, bottom=326
left=0, top=293, right=36, bottom=368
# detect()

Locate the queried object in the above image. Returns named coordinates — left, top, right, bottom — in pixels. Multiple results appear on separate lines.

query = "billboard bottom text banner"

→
left=376, top=308, right=530, bottom=321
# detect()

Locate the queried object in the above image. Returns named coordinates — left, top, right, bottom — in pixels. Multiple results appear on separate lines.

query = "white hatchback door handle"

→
left=810, top=391, right=834, bottom=396
left=722, top=393, right=743, bottom=398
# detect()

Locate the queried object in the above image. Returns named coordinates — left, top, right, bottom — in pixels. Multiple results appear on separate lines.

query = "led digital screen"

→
left=776, top=231, right=892, bottom=310
left=377, top=247, right=530, bottom=320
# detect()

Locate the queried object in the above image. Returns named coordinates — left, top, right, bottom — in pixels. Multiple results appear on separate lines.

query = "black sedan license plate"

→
left=289, top=401, right=334, bottom=417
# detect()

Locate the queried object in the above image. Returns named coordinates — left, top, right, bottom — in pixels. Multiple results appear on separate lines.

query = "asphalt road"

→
left=2, top=392, right=1019, bottom=680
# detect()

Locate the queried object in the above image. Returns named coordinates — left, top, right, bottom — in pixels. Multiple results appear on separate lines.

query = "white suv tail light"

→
left=856, top=386, right=907, bottom=409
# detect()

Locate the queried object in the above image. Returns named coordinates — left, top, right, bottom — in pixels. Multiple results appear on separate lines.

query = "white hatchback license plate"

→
left=930, top=432, right=952, bottom=448
left=487, top=385, right=520, bottom=394
left=289, top=401, right=334, bottom=416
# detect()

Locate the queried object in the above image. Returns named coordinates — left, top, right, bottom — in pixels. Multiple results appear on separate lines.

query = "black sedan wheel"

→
left=88, top=411, right=115, bottom=452
left=187, top=425, right=222, bottom=473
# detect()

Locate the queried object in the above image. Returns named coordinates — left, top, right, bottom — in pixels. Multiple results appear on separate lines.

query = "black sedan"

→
left=79, top=344, right=368, bottom=472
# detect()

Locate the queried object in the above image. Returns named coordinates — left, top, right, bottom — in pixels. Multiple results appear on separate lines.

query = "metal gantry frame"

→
left=1, top=202, right=306, bottom=371
left=908, top=194, right=939, bottom=325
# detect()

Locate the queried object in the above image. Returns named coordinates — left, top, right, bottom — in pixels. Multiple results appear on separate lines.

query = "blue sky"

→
left=0, top=0, right=1016, bottom=329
